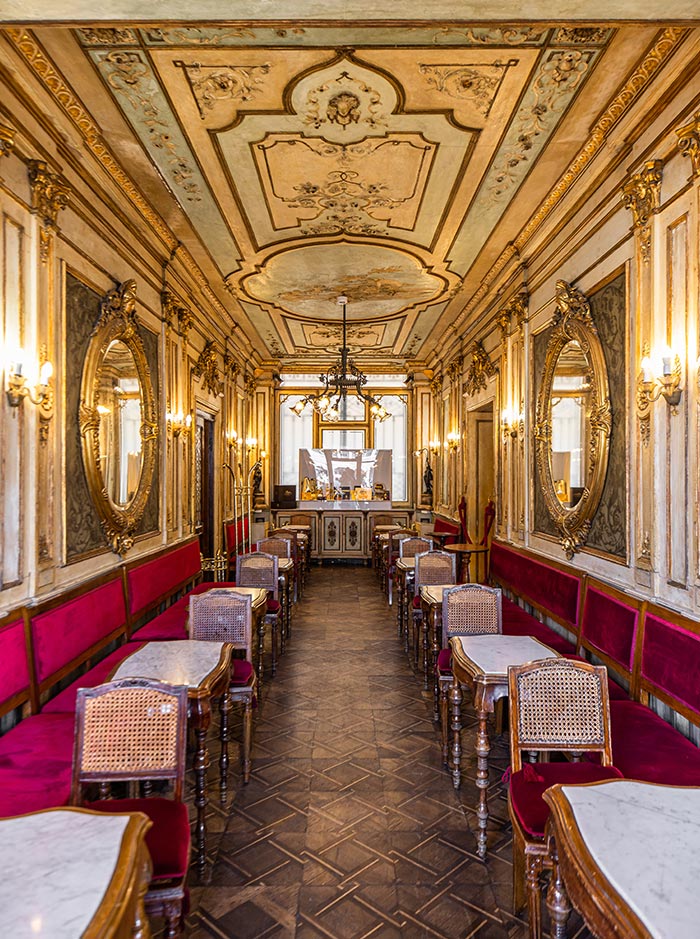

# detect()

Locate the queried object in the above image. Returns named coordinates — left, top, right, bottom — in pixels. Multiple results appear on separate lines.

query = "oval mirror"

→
left=80, top=281, right=158, bottom=556
left=535, top=281, right=611, bottom=558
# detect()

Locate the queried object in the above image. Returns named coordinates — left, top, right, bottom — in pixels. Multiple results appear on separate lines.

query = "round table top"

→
left=444, top=543, right=490, bottom=554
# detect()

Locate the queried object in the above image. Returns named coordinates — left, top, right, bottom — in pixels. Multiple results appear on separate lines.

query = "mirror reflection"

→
left=98, top=339, right=143, bottom=507
left=549, top=340, right=592, bottom=510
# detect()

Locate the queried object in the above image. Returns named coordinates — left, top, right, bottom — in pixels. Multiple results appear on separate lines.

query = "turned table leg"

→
left=450, top=677, right=463, bottom=789
left=475, top=707, right=491, bottom=859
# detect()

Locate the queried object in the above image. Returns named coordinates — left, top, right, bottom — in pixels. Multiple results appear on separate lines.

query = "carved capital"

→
left=223, top=351, right=240, bottom=381
left=621, top=159, right=663, bottom=229
left=429, top=374, right=442, bottom=397
left=28, top=160, right=70, bottom=228
left=244, top=373, right=257, bottom=397
left=464, top=341, right=497, bottom=397
left=676, top=113, right=700, bottom=177
left=192, top=340, right=223, bottom=397
left=446, top=356, right=463, bottom=383
left=509, top=290, right=529, bottom=327
left=161, top=288, right=179, bottom=330
left=497, top=309, right=511, bottom=343
left=177, top=307, right=194, bottom=341
left=0, top=122, right=16, bottom=158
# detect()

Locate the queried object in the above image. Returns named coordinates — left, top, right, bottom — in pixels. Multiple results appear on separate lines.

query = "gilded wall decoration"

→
left=676, top=114, right=700, bottom=177
left=78, top=28, right=138, bottom=44
left=552, top=28, right=610, bottom=44
left=303, top=70, right=386, bottom=131
left=464, top=341, right=497, bottom=397
left=192, top=340, right=223, bottom=396
left=0, top=123, right=16, bottom=157
left=621, top=160, right=663, bottom=228
left=419, top=62, right=512, bottom=116
left=184, top=63, right=271, bottom=117
left=27, top=160, right=70, bottom=227
left=223, top=351, right=240, bottom=380
left=425, top=27, right=547, bottom=45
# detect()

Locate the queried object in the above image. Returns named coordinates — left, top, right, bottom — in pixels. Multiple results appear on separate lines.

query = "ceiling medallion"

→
left=290, top=296, right=390, bottom=422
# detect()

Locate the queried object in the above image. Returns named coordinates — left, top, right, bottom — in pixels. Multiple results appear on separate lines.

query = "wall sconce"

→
left=166, top=410, right=192, bottom=437
left=501, top=408, right=522, bottom=441
left=245, top=436, right=258, bottom=454
left=428, top=439, right=440, bottom=455
left=227, top=429, right=240, bottom=451
left=445, top=431, right=460, bottom=453
left=638, top=345, right=683, bottom=410
left=5, top=349, right=54, bottom=416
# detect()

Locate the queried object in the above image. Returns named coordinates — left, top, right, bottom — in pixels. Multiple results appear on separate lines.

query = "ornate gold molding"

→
left=676, top=113, right=700, bottom=177
left=28, top=160, right=70, bottom=227
left=244, top=373, right=257, bottom=397
left=193, top=340, right=223, bottom=396
left=79, top=280, right=158, bottom=556
left=178, top=307, right=194, bottom=341
left=497, top=309, right=511, bottom=343
left=509, top=290, right=529, bottom=328
left=429, top=374, right=443, bottom=397
left=224, top=351, right=240, bottom=381
left=621, top=160, right=663, bottom=229
left=0, top=123, right=16, bottom=157
left=446, top=356, right=463, bottom=383
left=464, top=341, right=497, bottom=397
left=534, top=281, right=611, bottom=559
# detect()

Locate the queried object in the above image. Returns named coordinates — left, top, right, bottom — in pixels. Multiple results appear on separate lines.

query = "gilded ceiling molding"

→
left=192, top=340, right=223, bottom=397
left=0, top=123, right=16, bottom=157
left=7, top=29, right=235, bottom=330
left=676, top=113, right=700, bottom=177
left=464, top=341, right=497, bottom=397
left=448, top=243, right=519, bottom=338
left=621, top=159, right=662, bottom=264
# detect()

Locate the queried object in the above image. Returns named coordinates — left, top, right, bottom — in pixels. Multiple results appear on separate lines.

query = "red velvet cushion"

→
left=490, top=542, right=581, bottom=628
left=86, top=798, right=190, bottom=880
left=127, top=540, right=201, bottom=618
left=502, top=612, right=575, bottom=655
left=43, top=643, right=145, bottom=713
left=266, top=599, right=280, bottom=614
left=133, top=607, right=188, bottom=642
left=580, top=586, right=640, bottom=673
left=510, top=762, right=623, bottom=838
left=0, top=713, right=74, bottom=779
left=231, top=659, right=254, bottom=685
left=608, top=701, right=700, bottom=784
left=31, top=578, right=126, bottom=685
left=563, top=654, right=629, bottom=700
left=412, top=596, right=422, bottom=609
left=0, top=768, right=71, bottom=816
left=641, top=614, right=700, bottom=717
left=0, top=618, right=31, bottom=709
left=436, top=648, right=451, bottom=674
left=173, top=582, right=239, bottom=612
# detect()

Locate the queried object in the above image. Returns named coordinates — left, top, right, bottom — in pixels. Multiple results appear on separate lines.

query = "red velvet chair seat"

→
left=231, top=659, right=254, bottom=685
left=266, top=599, right=280, bottom=614
left=0, top=713, right=74, bottom=777
left=173, top=581, right=238, bottom=612
left=86, top=797, right=190, bottom=880
left=510, top=762, right=623, bottom=838
left=608, top=701, right=700, bottom=784
left=412, top=595, right=422, bottom=609
left=43, top=644, right=145, bottom=713
left=0, top=768, right=71, bottom=816
left=436, top=648, right=451, bottom=674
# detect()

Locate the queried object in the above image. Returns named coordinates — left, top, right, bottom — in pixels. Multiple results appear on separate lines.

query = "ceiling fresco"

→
left=5, top=16, right=677, bottom=369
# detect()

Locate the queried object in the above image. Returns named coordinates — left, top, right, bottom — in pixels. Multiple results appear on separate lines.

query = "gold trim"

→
left=534, top=280, right=611, bottom=559
left=676, top=112, right=700, bottom=177
left=0, top=123, right=16, bottom=157
left=192, top=340, right=224, bottom=396
left=621, top=159, right=663, bottom=229
left=79, top=280, right=159, bottom=557
left=464, top=340, right=497, bottom=397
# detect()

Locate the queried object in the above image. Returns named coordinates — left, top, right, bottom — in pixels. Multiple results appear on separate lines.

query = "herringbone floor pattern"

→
left=182, top=566, right=592, bottom=939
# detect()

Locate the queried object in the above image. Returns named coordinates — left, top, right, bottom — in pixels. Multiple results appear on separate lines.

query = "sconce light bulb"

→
left=184, top=414, right=192, bottom=428
left=660, top=346, right=674, bottom=376
left=640, top=355, right=654, bottom=384
left=39, top=361, right=53, bottom=385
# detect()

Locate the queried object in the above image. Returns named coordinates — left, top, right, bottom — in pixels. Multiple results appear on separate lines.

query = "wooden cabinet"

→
left=272, top=507, right=412, bottom=560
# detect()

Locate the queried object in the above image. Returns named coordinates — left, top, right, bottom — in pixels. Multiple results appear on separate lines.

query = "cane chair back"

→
left=269, top=528, right=303, bottom=595
left=370, top=513, right=395, bottom=532
left=289, top=513, right=313, bottom=526
left=388, top=528, right=416, bottom=556
left=189, top=589, right=253, bottom=661
left=508, top=657, right=613, bottom=770
left=385, top=528, right=415, bottom=604
left=72, top=678, right=190, bottom=936
left=415, top=550, right=456, bottom=590
left=257, top=536, right=291, bottom=560
left=441, top=584, right=501, bottom=646
left=399, top=536, right=433, bottom=559
left=236, top=551, right=279, bottom=600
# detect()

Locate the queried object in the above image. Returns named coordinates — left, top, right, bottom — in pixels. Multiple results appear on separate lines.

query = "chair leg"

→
left=219, top=690, right=231, bottom=802
left=526, top=853, right=544, bottom=939
left=440, top=680, right=450, bottom=765
left=242, top=695, right=253, bottom=784
left=163, top=900, right=183, bottom=939
left=512, top=823, right=527, bottom=914
left=270, top=618, right=278, bottom=676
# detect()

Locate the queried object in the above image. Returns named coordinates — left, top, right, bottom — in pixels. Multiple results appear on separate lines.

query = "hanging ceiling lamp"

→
left=290, top=296, right=390, bottom=421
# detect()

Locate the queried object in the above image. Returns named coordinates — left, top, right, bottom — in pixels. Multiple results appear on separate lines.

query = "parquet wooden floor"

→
left=180, top=565, right=592, bottom=939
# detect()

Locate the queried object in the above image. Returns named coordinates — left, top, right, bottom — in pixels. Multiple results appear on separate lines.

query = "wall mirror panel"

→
left=80, top=280, right=158, bottom=556
left=535, top=281, right=611, bottom=558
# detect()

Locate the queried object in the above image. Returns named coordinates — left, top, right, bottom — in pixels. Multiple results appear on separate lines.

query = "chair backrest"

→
left=289, top=514, right=313, bottom=526
left=189, top=589, right=253, bottom=660
left=416, top=550, right=456, bottom=590
left=508, top=658, right=614, bottom=772
left=72, top=678, right=188, bottom=802
left=389, top=528, right=416, bottom=556
left=268, top=528, right=299, bottom=561
left=399, top=536, right=433, bottom=559
left=442, top=583, right=501, bottom=644
left=481, top=498, right=496, bottom=546
left=257, top=536, right=291, bottom=559
left=371, top=514, right=394, bottom=528
left=236, top=551, right=279, bottom=598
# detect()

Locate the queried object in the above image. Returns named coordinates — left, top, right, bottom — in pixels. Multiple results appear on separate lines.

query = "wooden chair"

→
left=370, top=513, right=395, bottom=574
left=288, top=513, right=314, bottom=568
left=269, top=528, right=305, bottom=600
left=384, top=528, right=415, bottom=605
left=436, top=584, right=499, bottom=760
left=257, top=536, right=292, bottom=645
left=236, top=552, right=280, bottom=681
left=72, top=678, right=190, bottom=939
left=507, top=658, right=622, bottom=939
left=189, top=589, right=257, bottom=783
left=396, top=535, right=434, bottom=643
left=411, top=549, right=456, bottom=679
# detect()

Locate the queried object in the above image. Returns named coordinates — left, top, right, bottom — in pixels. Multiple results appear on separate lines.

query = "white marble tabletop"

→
left=0, top=809, right=131, bottom=938
left=450, top=634, right=557, bottom=678
left=113, top=639, right=228, bottom=688
left=283, top=524, right=311, bottom=531
left=277, top=557, right=294, bottom=572
left=420, top=584, right=465, bottom=604
left=215, top=586, right=268, bottom=609
left=374, top=525, right=402, bottom=533
left=559, top=780, right=700, bottom=939
left=397, top=557, right=416, bottom=571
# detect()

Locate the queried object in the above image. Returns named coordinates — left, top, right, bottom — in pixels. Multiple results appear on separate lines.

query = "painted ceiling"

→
left=3, top=14, right=683, bottom=369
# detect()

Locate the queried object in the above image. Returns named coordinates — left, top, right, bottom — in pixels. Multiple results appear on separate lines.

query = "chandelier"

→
left=290, top=296, right=390, bottom=422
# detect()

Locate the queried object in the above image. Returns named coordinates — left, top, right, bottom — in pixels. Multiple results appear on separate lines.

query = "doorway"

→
left=466, top=403, right=495, bottom=542
left=195, top=412, right=215, bottom=558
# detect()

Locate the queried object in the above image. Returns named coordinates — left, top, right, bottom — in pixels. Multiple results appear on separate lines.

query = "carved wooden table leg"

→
left=257, top=616, right=265, bottom=687
left=475, top=706, right=491, bottom=859
left=192, top=697, right=211, bottom=875
left=242, top=694, right=253, bottom=783
left=450, top=676, right=463, bottom=789
left=219, top=688, right=231, bottom=802
left=422, top=613, right=430, bottom=690
left=396, top=571, right=404, bottom=640
left=546, top=832, right=571, bottom=939
left=431, top=604, right=441, bottom=721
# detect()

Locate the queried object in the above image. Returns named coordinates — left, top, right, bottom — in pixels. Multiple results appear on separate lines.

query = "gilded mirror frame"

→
left=79, top=280, right=158, bottom=556
left=534, top=281, right=611, bottom=559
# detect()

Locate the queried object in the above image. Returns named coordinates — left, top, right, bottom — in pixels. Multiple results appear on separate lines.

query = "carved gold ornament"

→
left=79, top=280, right=158, bottom=556
left=676, top=113, right=700, bottom=177
left=535, top=281, right=611, bottom=559
left=464, top=341, right=497, bottom=397
left=621, top=160, right=663, bottom=229
left=192, top=341, right=223, bottom=397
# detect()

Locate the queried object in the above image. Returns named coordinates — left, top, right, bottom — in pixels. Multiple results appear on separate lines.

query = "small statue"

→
left=422, top=456, right=433, bottom=496
left=252, top=461, right=263, bottom=503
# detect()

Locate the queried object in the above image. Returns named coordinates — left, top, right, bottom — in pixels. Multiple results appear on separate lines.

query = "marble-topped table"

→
left=444, top=542, right=490, bottom=583
left=112, top=640, right=232, bottom=874
left=0, top=807, right=151, bottom=939
left=544, top=779, right=700, bottom=939
left=448, top=634, right=558, bottom=858
left=419, top=584, right=463, bottom=724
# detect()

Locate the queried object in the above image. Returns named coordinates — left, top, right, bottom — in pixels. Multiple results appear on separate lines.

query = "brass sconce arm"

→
left=637, top=349, right=683, bottom=411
